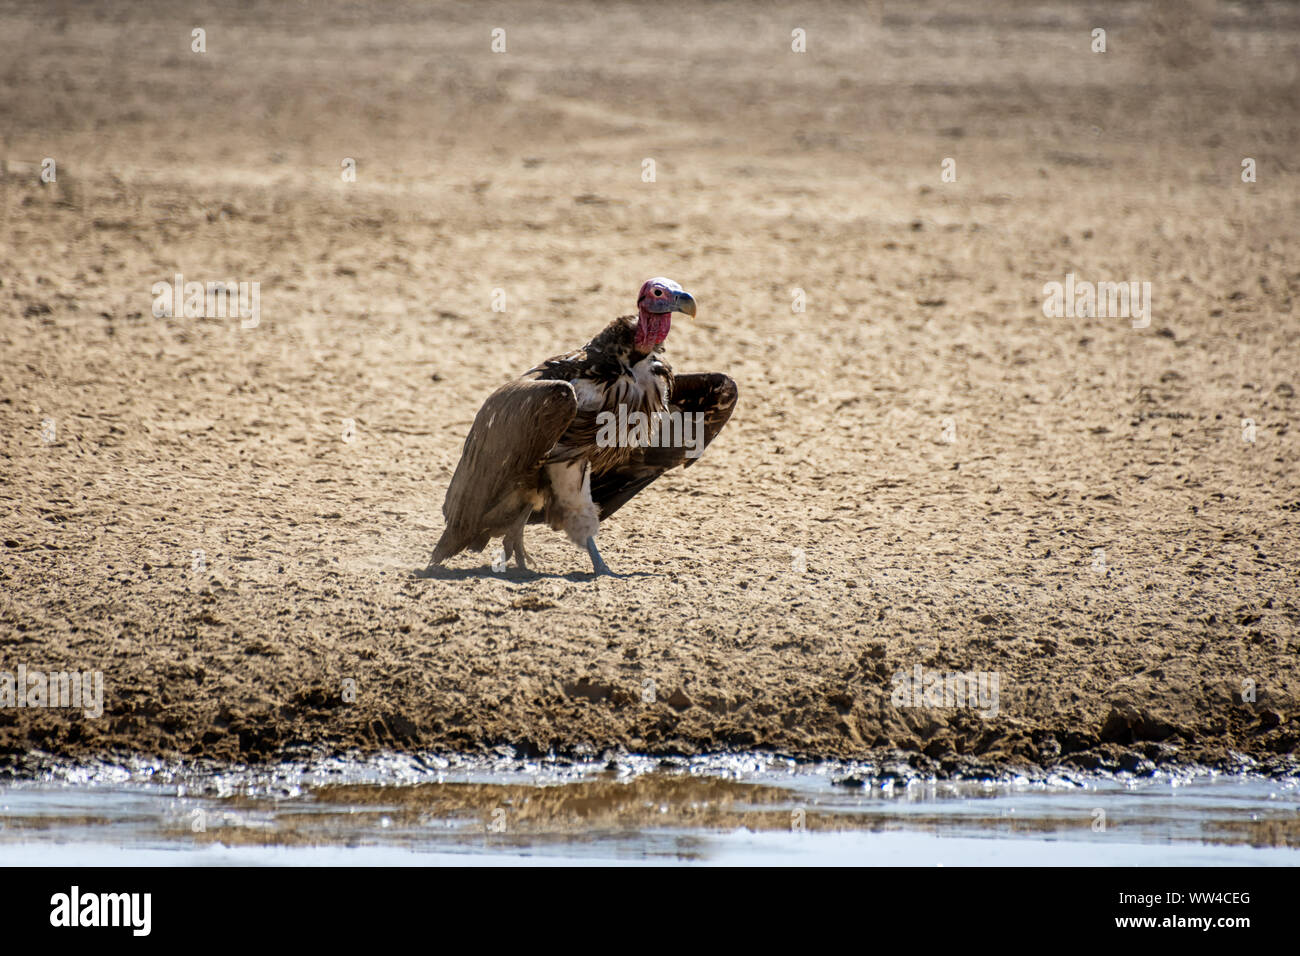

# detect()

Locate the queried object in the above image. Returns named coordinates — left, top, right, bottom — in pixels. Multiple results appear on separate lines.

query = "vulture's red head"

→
left=635, top=277, right=696, bottom=354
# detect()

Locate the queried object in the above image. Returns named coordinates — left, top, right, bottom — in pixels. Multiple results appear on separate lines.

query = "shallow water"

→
left=1, top=754, right=1297, bottom=865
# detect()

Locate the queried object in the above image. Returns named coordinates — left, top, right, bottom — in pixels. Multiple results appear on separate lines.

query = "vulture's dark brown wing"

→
left=524, top=347, right=591, bottom=382
left=432, top=379, right=577, bottom=561
left=589, top=372, right=738, bottom=521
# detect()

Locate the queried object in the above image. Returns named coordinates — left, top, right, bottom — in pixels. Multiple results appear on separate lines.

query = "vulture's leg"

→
left=502, top=507, right=531, bottom=571
left=544, top=459, right=603, bottom=544
left=510, top=535, right=530, bottom=571
left=585, top=537, right=622, bottom=577
left=543, top=459, right=621, bottom=576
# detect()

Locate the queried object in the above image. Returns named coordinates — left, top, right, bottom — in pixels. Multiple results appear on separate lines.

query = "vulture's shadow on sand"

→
left=411, top=565, right=658, bottom=582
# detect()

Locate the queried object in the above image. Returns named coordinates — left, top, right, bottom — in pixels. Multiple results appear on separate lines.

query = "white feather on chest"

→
left=573, top=356, right=669, bottom=416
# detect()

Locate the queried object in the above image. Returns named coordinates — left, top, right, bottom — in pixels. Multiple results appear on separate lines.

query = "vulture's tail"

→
left=429, top=525, right=489, bottom=566
left=428, top=534, right=456, bottom=567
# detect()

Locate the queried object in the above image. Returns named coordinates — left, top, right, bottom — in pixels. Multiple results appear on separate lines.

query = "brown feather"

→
left=431, top=379, right=577, bottom=562
left=587, top=372, right=738, bottom=521
left=432, top=310, right=736, bottom=569
left=527, top=316, right=674, bottom=473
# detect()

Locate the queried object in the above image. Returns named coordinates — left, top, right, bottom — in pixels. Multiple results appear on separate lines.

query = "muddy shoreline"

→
left=2, top=684, right=1297, bottom=781
left=4, top=741, right=1299, bottom=789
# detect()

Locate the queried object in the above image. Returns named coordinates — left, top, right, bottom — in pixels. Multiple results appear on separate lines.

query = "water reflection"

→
left=1, top=755, right=1297, bottom=864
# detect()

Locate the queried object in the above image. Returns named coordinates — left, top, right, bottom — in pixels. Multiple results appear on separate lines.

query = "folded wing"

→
left=433, top=379, right=578, bottom=561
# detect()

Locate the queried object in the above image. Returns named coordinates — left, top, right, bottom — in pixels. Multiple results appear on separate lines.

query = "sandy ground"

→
left=1, top=0, right=1299, bottom=777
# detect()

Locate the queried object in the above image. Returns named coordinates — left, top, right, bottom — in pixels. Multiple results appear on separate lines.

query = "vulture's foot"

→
left=503, top=537, right=530, bottom=572
left=585, top=537, right=623, bottom=577
left=503, top=509, right=532, bottom=571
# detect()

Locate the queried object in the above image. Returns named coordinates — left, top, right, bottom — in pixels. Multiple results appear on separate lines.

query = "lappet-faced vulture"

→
left=427, top=278, right=737, bottom=576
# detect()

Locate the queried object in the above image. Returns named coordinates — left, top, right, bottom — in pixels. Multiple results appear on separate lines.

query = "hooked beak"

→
left=673, top=290, right=697, bottom=318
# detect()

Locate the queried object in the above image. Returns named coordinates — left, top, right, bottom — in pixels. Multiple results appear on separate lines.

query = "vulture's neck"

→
left=588, top=316, right=662, bottom=366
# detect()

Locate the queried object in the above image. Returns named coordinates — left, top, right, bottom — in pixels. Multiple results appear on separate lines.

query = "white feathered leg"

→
left=545, top=461, right=618, bottom=574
